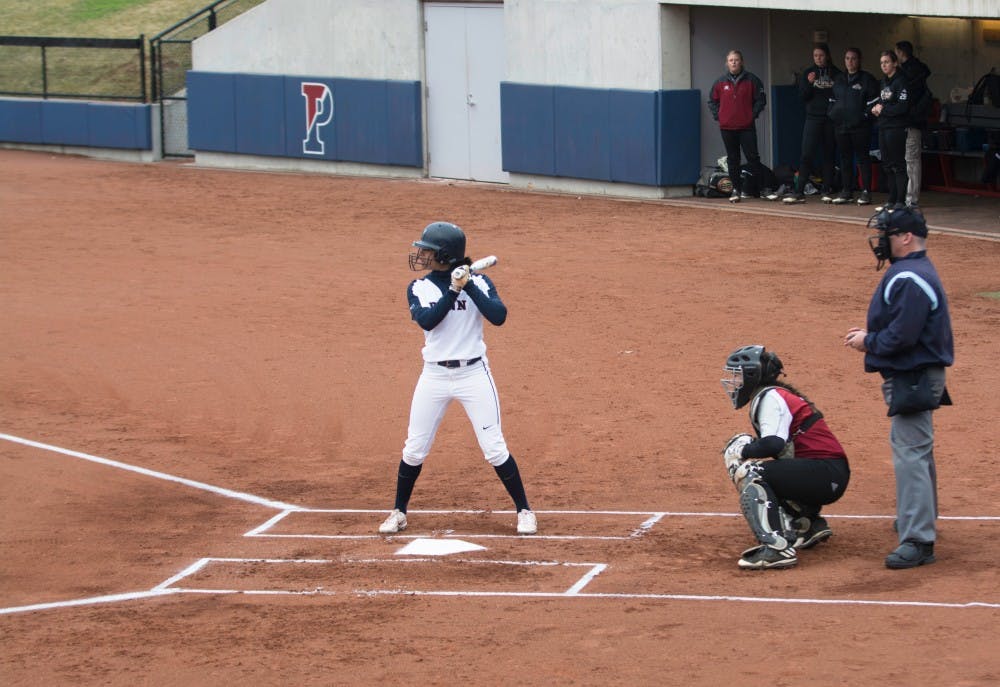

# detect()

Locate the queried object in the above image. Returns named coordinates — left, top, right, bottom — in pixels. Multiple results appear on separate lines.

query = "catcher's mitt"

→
left=722, top=433, right=753, bottom=480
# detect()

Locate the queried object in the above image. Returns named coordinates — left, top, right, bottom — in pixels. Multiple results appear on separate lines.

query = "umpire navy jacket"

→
left=862, top=251, right=954, bottom=377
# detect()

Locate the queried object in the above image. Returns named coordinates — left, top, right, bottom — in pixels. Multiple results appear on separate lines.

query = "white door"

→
left=425, top=3, right=508, bottom=183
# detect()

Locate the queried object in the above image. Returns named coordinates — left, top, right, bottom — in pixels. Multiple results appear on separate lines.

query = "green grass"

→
left=977, top=291, right=1000, bottom=300
left=1, top=0, right=263, bottom=100
left=70, top=0, right=152, bottom=23
left=3, top=0, right=217, bottom=38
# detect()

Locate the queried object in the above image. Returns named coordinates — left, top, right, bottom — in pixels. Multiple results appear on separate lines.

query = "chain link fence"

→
left=150, top=0, right=265, bottom=156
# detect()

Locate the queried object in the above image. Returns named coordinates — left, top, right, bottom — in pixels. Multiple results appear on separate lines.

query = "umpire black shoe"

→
left=885, top=541, right=935, bottom=569
left=795, top=517, right=833, bottom=549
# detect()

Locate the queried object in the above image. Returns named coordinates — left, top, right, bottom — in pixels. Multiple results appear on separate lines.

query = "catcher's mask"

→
left=721, top=345, right=784, bottom=410
left=866, top=207, right=928, bottom=271
left=409, top=221, right=466, bottom=271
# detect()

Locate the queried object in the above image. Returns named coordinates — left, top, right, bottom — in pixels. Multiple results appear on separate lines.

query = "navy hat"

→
left=880, top=207, right=928, bottom=237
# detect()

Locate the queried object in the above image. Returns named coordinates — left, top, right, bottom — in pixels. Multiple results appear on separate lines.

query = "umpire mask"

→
left=867, top=208, right=899, bottom=271
left=867, top=208, right=927, bottom=270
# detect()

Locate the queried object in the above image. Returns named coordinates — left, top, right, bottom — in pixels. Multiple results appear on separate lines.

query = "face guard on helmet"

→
left=866, top=207, right=928, bottom=271
left=721, top=345, right=784, bottom=409
left=409, top=221, right=466, bottom=271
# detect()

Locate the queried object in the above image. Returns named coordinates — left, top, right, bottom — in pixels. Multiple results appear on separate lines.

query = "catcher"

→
left=720, top=345, right=851, bottom=569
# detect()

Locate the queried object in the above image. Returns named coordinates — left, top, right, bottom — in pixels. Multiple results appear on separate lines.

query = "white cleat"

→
left=517, top=509, right=537, bottom=535
left=378, top=509, right=407, bottom=534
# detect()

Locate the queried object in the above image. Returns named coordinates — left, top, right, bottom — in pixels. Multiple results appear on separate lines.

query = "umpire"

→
left=844, top=208, right=953, bottom=569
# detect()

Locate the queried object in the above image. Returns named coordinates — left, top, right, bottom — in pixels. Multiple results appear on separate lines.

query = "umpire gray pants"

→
left=881, top=366, right=945, bottom=545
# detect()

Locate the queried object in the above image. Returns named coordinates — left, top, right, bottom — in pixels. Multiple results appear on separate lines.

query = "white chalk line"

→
left=0, top=590, right=180, bottom=616
left=2, top=432, right=999, bottom=614
left=0, top=432, right=300, bottom=511
left=244, top=508, right=1000, bottom=542
left=263, top=507, right=1000, bottom=520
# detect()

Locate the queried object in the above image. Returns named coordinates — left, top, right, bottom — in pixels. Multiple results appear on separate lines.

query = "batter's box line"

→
left=242, top=509, right=1000, bottom=542
left=156, top=556, right=1000, bottom=609
left=5, top=555, right=1000, bottom=614
left=243, top=508, right=666, bottom=540
left=155, top=556, right=608, bottom=597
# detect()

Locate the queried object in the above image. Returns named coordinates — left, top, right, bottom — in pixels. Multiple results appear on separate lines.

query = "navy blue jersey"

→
left=863, top=251, right=954, bottom=375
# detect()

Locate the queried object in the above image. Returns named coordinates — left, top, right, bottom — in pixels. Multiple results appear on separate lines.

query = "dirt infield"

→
left=2, top=148, right=999, bottom=686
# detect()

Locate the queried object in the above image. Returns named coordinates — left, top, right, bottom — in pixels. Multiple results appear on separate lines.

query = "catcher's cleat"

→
left=516, top=509, right=537, bottom=535
left=794, top=517, right=832, bottom=549
left=378, top=509, right=407, bottom=534
left=738, top=544, right=798, bottom=570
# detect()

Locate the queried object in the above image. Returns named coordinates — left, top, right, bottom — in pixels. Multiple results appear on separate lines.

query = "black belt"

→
left=437, top=357, right=482, bottom=368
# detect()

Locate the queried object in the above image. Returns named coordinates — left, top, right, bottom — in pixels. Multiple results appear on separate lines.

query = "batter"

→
left=378, top=221, right=536, bottom=535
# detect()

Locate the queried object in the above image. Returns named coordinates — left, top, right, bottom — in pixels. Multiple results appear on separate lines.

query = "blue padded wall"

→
left=609, top=89, right=658, bottom=185
left=500, top=83, right=701, bottom=187
left=500, top=83, right=555, bottom=176
left=188, top=71, right=422, bottom=167
left=554, top=87, right=611, bottom=181
left=0, top=98, right=42, bottom=143
left=186, top=72, right=237, bottom=152
left=42, top=101, right=90, bottom=146
left=334, top=78, right=390, bottom=164
left=0, top=98, right=150, bottom=149
left=0, top=99, right=43, bottom=141
left=87, top=103, right=151, bottom=149
left=385, top=81, right=422, bottom=167
left=657, top=89, right=701, bottom=186
left=234, top=74, right=287, bottom=156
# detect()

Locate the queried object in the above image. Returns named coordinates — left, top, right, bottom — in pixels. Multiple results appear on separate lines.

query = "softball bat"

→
left=469, top=255, right=498, bottom=273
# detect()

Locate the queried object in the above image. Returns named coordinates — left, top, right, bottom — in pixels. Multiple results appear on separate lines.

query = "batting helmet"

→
left=409, top=221, right=466, bottom=270
left=721, top=345, right=784, bottom=409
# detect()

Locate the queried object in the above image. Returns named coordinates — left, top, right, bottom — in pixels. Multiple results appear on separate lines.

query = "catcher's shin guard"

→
left=738, top=479, right=794, bottom=551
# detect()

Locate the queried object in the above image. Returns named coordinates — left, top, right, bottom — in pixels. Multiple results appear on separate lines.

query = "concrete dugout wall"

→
left=188, top=0, right=703, bottom=197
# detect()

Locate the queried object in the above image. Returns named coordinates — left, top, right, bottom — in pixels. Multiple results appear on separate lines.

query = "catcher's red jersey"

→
left=756, top=387, right=847, bottom=460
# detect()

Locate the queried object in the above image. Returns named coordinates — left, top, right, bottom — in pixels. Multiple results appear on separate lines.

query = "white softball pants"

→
left=402, top=359, right=509, bottom=467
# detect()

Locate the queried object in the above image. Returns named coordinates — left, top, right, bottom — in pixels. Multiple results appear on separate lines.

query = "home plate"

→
left=395, top=538, right=487, bottom=556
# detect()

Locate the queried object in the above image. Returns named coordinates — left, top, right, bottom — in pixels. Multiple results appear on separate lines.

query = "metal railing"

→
left=0, top=35, right=146, bottom=101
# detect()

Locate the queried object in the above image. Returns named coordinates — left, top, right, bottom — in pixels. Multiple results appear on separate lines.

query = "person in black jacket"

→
left=783, top=43, right=841, bottom=204
left=871, top=51, right=910, bottom=210
left=828, top=48, right=880, bottom=205
left=895, top=41, right=932, bottom=209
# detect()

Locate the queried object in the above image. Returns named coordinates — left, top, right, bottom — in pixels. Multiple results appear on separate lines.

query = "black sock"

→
left=393, top=460, right=422, bottom=513
left=494, top=454, right=529, bottom=512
